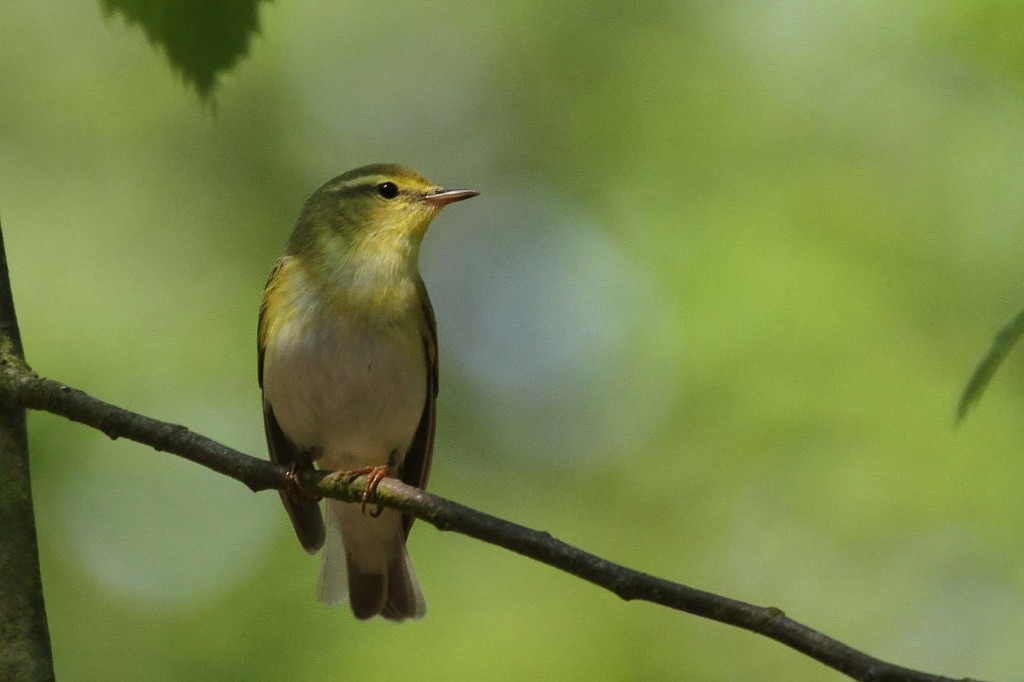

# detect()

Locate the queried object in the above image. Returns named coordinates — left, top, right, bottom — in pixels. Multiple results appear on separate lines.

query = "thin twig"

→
left=0, top=362, right=983, bottom=682
left=957, top=306, right=1024, bottom=421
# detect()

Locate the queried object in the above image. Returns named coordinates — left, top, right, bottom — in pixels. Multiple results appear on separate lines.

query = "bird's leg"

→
left=336, top=465, right=390, bottom=517
left=284, top=448, right=322, bottom=504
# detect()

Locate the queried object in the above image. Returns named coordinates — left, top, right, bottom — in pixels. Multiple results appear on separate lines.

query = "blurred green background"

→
left=3, top=1, right=1024, bottom=680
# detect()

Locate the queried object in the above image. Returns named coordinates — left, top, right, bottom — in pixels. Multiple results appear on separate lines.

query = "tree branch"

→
left=0, top=220, right=54, bottom=682
left=0, top=360, right=984, bottom=682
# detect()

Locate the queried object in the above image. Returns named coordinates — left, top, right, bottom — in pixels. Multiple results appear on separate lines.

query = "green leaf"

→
left=100, top=0, right=269, bottom=96
left=957, top=306, right=1024, bottom=421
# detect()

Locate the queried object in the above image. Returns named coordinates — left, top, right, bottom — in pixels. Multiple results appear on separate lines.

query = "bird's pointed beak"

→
left=423, top=188, right=479, bottom=207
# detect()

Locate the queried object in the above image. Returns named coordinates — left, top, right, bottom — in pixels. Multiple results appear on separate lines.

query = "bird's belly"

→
left=263, top=314, right=427, bottom=470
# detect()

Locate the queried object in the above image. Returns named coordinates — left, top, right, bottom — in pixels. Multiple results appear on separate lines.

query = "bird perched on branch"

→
left=258, top=164, right=477, bottom=620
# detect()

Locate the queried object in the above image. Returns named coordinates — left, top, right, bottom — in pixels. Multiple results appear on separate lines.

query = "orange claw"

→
left=341, top=465, right=390, bottom=517
left=285, top=458, right=321, bottom=504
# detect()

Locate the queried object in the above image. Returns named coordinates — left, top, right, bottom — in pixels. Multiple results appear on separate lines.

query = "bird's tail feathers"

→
left=316, top=505, right=427, bottom=622
left=315, top=510, right=349, bottom=605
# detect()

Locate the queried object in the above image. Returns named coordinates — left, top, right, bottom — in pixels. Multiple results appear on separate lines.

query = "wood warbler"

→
left=258, top=164, right=477, bottom=620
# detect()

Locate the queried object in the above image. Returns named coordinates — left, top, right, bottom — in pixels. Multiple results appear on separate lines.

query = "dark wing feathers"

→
left=262, top=401, right=326, bottom=552
left=399, top=278, right=439, bottom=538
left=259, top=257, right=325, bottom=553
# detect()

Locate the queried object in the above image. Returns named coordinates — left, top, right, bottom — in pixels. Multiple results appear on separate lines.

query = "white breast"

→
left=263, top=310, right=427, bottom=472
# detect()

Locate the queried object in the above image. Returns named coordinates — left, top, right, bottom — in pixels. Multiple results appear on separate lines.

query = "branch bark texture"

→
left=0, top=359, right=983, bottom=682
left=0, top=223, right=54, bottom=682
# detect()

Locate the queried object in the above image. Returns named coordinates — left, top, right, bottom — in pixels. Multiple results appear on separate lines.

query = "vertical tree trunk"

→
left=0, top=222, right=55, bottom=681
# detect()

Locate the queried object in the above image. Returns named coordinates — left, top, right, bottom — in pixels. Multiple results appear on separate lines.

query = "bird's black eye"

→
left=376, top=182, right=399, bottom=199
